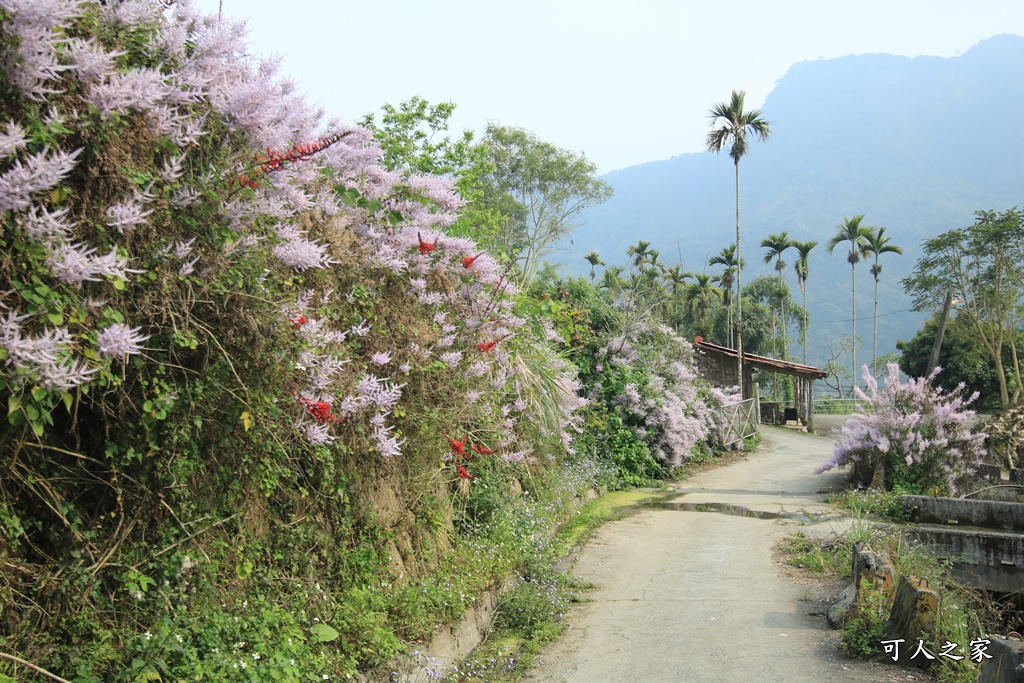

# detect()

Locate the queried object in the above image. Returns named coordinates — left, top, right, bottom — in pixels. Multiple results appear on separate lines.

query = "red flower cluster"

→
left=229, top=131, right=349, bottom=190
left=418, top=232, right=436, bottom=255
left=291, top=391, right=344, bottom=425
left=457, top=465, right=474, bottom=480
left=289, top=314, right=308, bottom=328
left=448, top=436, right=467, bottom=458
left=462, top=252, right=483, bottom=269
left=471, top=443, right=494, bottom=455
left=477, top=340, right=496, bottom=353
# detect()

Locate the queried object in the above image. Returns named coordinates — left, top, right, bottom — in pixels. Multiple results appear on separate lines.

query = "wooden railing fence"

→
left=717, top=398, right=758, bottom=448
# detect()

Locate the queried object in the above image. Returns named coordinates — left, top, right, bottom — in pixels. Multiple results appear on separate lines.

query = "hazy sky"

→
left=191, top=0, right=1024, bottom=173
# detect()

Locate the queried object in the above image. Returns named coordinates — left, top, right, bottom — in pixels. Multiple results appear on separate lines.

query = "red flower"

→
left=289, top=314, right=308, bottom=327
left=471, top=443, right=494, bottom=455
left=477, top=340, right=496, bottom=353
left=293, top=393, right=344, bottom=425
left=457, top=465, right=473, bottom=480
left=448, top=437, right=467, bottom=458
left=417, top=232, right=436, bottom=255
left=462, top=252, right=484, bottom=269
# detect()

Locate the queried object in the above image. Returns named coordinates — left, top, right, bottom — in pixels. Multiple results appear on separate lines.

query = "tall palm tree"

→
left=709, top=244, right=741, bottom=347
left=827, top=216, right=873, bottom=390
left=707, top=91, right=771, bottom=393
left=861, top=227, right=904, bottom=375
left=584, top=251, right=604, bottom=282
left=760, top=232, right=795, bottom=359
left=792, top=240, right=818, bottom=364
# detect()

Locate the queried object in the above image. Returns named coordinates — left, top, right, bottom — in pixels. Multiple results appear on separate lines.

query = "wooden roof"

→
left=693, top=337, right=828, bottom=380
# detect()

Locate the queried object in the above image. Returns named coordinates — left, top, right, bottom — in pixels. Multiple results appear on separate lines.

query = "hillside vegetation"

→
left=0, top=2, right=732, bottom=680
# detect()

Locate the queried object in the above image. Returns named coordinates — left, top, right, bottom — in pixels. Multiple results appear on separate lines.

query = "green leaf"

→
left=31, top=386, right=47, bottom=401
left=31, top=420, right=43, bottom=437
left=334, top=185, right=361, bottom=206
left=309, top=623, right=339, bottom=642
left=8, top=395, right=22, bottom=415
left=112, top=278, right=126, bottom=291
left=235, top=559, right=253, bottom=579
left=8, top=410, right=25, bottom=426
left=46, top=311, right=64, bottom=325
left=61, top=391, right=73, bottom=412
left=24, top=404, right=39, bottom=421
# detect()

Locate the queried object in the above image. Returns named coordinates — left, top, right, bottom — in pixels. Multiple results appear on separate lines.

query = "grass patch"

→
left=777, top=531, right=851, bottom=578
left=826, top=488, right=911, bottom=521
left=548, top=490, right=661, bottom=557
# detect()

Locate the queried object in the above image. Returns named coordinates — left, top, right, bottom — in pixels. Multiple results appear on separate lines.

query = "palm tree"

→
left=600, top=266, right=625, bottom=293
left=684, top=273, right=722, bottom=336
left=627, top=240, right=653, bottom=269
left=584, top=251, right=604, bottom=282
left=709, top=244, right=741, bottom=347
left=792, top=240, right=818, bottom=364
left=826, top=216, right=874, bottom=390
left=707, top=91, right=771, bottom=393
left=760, top=232, right=795, bottom=359
left=861, top=227, right=904, bottom=375
left=661, top=265, right=692, bottom=331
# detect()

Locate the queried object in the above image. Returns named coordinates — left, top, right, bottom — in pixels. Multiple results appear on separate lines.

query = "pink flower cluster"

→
left=816, top=363, right=986, bottom=495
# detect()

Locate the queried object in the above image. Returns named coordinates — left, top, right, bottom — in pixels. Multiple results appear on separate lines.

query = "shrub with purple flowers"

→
left=0, top=1, right=590, bottom=679
left=816, top=363, right=987, bottom=495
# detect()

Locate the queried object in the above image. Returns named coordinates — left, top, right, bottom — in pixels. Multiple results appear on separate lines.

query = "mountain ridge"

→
left=557, top=34, right=1024, bottom=372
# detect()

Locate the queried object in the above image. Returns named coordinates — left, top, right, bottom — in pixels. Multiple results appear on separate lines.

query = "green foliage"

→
left=777, top=532, right=850, bottom=578
left=841, top=579, right=890, bottom=658
left=902, top=208, right=1024, bottom=408
left=481, top=124, right=613, bottom=282
left=828, top=488, right=910, bottom=522
left=493, top=573, right=581, bottom=642
left=897, top=313, right=1015, bottom=411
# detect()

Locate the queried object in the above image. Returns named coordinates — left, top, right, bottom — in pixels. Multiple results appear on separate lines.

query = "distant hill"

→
left=556, top=34, right=1024, bottom=374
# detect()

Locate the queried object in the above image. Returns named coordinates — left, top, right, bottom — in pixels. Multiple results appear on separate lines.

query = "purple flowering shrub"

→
left=572, top=314, right=724, bottom=484
left=0, top=0, right=588, bottom=676
left=816, top=364, right=987, bottom=495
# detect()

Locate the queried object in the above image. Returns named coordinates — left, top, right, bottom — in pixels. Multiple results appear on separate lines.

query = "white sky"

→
left=191, top=0, right=1024, bottom=173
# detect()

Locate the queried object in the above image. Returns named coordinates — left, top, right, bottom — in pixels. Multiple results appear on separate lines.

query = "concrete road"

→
left=523, top=427, right=934, bottom=683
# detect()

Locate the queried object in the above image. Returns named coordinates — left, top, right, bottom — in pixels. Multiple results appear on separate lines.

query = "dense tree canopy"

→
left=902, top=208, right=1024, bottom=407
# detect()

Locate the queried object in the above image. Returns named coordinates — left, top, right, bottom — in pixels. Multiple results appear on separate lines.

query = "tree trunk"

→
left=735, top=160, right=744, bottom=396
left=802, top=283, right=808, bottom=364
left=872, top=274, right=879, bottom=376
left=851, top=260, right=858, bottom=388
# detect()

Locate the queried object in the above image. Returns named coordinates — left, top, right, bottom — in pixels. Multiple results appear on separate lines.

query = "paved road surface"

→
left=523, top=427, right=933, bottom=683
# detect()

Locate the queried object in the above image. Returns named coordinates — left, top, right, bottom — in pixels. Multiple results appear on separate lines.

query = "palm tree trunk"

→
left=851, top=261, right=857, bottom=390
left=802, top=284, right=808, bottom=364
left=872, top=275, right=879, bottom=376
left=735, top=160, right=744, bottom=396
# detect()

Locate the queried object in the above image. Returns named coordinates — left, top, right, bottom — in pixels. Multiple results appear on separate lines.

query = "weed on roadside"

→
left=827, top=488, right=911, bottom=521
left=777, top=531, right=851, bottom=578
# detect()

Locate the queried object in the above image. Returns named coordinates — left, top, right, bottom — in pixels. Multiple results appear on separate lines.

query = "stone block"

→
left=885, top=575, right=937, bottom=646
left=828, top=543, right=895, bottom=627
left=978, top=635, right=1024, bottom=683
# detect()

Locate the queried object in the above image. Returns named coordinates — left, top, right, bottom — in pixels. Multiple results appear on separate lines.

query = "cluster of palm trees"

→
left=583, top=242, right=723, bottom=336
left=826, top=216, right=904, bottom=385
left=702, top=90, right=904, bottom=391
